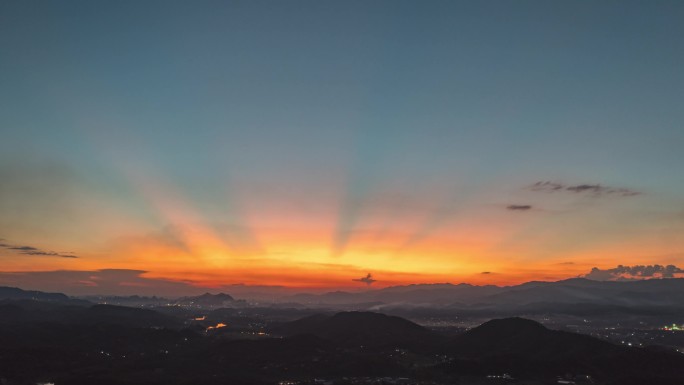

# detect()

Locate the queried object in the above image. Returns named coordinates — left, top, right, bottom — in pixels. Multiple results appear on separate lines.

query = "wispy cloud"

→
left=506, top=204, right=532, bottom=211
left=529, top=181, right=640, bottom=197
left=0, top=239, right=78, bottom=258
left=583, top=264, right=684, bottom=281
left=8, top=246, right=39, bottom=251
left=21, top=251, right=78, bottom=258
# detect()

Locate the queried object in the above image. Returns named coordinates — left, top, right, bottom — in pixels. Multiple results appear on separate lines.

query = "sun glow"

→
left=1, top=136, right=682, bottom=294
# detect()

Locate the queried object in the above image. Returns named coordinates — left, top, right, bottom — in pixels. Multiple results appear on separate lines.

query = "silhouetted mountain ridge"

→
left=283, top=278, right=684, bottom=310
left=175, top=292, right=236, bottom=307
left=0, top=286, right=70, bottom=302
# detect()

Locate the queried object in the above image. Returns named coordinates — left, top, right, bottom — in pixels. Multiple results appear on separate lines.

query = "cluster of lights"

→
left=486, top=374, right=513, bottom=379
left=206, top=323, right=227, bottom=331
left=662, top=324, right=682, bottom=331
left=239, top=331, right=268, bottom=336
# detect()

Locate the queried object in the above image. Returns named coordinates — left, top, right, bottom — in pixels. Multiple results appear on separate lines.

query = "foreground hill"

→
left=449, top=317, right=622, bottom=359
left=442, top=317, right=684, bottom=383
left=1, top=305, right=684, bottom=385
left=275, top=311, right=439, bottom=348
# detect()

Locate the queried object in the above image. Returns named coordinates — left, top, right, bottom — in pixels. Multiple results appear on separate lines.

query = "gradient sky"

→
left=1, top=0, right=683, bottom=296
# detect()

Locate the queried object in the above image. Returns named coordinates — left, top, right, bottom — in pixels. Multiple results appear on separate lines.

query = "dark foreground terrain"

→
left=2, top=295, right=684, bottom=385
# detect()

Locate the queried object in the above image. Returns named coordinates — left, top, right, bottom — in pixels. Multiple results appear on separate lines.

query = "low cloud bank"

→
left=584, top=264, right=684, bottom=281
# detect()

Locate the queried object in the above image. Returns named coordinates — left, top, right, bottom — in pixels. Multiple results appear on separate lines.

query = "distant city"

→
left=2, top=278, right=684, bottom=384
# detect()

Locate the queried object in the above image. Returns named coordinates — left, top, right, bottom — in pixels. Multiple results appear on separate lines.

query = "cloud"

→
left=529, top=181, right=640, bottom=197
left=0, top=240, right=78, bottom=258
left=20, top=251, right=78, bottom=258
left=481, top=271, right=493, bottom=275
left=506, top=204, right=532, bottom=211
left=8, top=246, right=38, bottom=251
left=0, top=269, right=298, bottom=298
left=529, top=181, right=564, bottom=192
left=583, top=264, right=684, bottom=281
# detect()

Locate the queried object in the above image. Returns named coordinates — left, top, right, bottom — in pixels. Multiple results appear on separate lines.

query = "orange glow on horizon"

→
left=1, top=155, right=682, bottom=295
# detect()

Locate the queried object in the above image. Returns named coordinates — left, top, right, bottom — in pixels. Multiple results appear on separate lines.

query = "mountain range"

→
left=285, top=278, right=684, bottom=309
left=6, top=278, right=684, bottom=310
left=1, top=286, right=684, bottom=385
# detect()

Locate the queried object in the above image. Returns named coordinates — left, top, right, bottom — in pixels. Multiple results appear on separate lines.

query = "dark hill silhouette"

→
left=0, top=300, right=178, bottom=328
left=206, top=333, right=408, bottom=380
left=276, top=311, right=438, bottom=348
left=450, top=317, right=621, bottom=359
left=443, top=317, right=684, bottom=382
left=0, top=286, right=70, bottom=302
left=76, top=304, right=179, bottom=327
left=2, top=306, right=684, bottom=384
left=175, top=292, right=236, bottom=307
left=195, top=292, right=235, bottom=301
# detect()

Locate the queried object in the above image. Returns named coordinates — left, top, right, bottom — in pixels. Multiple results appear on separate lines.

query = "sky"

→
left=1, top=0, right=683, bottom=296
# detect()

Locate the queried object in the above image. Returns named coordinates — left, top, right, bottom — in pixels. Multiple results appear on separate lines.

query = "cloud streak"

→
left=0, top=239, right=78, bottom=258
left=584, top=264, right=684, bottom=281
left=506, top=204, right=532, bottom=211
left=529, top=181, right=640, bottom=197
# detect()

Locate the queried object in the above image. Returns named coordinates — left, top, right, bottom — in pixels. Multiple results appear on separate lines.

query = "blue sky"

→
left=1, top=0, right=683, bottom=294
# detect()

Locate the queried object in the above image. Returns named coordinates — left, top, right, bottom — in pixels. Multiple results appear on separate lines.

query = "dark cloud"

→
left=557, top=262, right=575, bottom=265
left=506, top=204, right=532, bottom=211
left=8, top=246, right=39, bottom=251
left=481, top=271, right=493, bottom=275
left=0, top=241, right=78, bottom=258
left=529, top=181, right=564, bottom=192
left=583, top=264, right=684, bottom=281
left=529, top=181, right=640, bottom=197
left=21, top=251, right=78, bottom=258
left=566, top=184, right=640, bottom=196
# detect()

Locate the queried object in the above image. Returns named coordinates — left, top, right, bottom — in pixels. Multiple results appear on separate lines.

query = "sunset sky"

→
left=1, top=1, right=683, bottom=296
